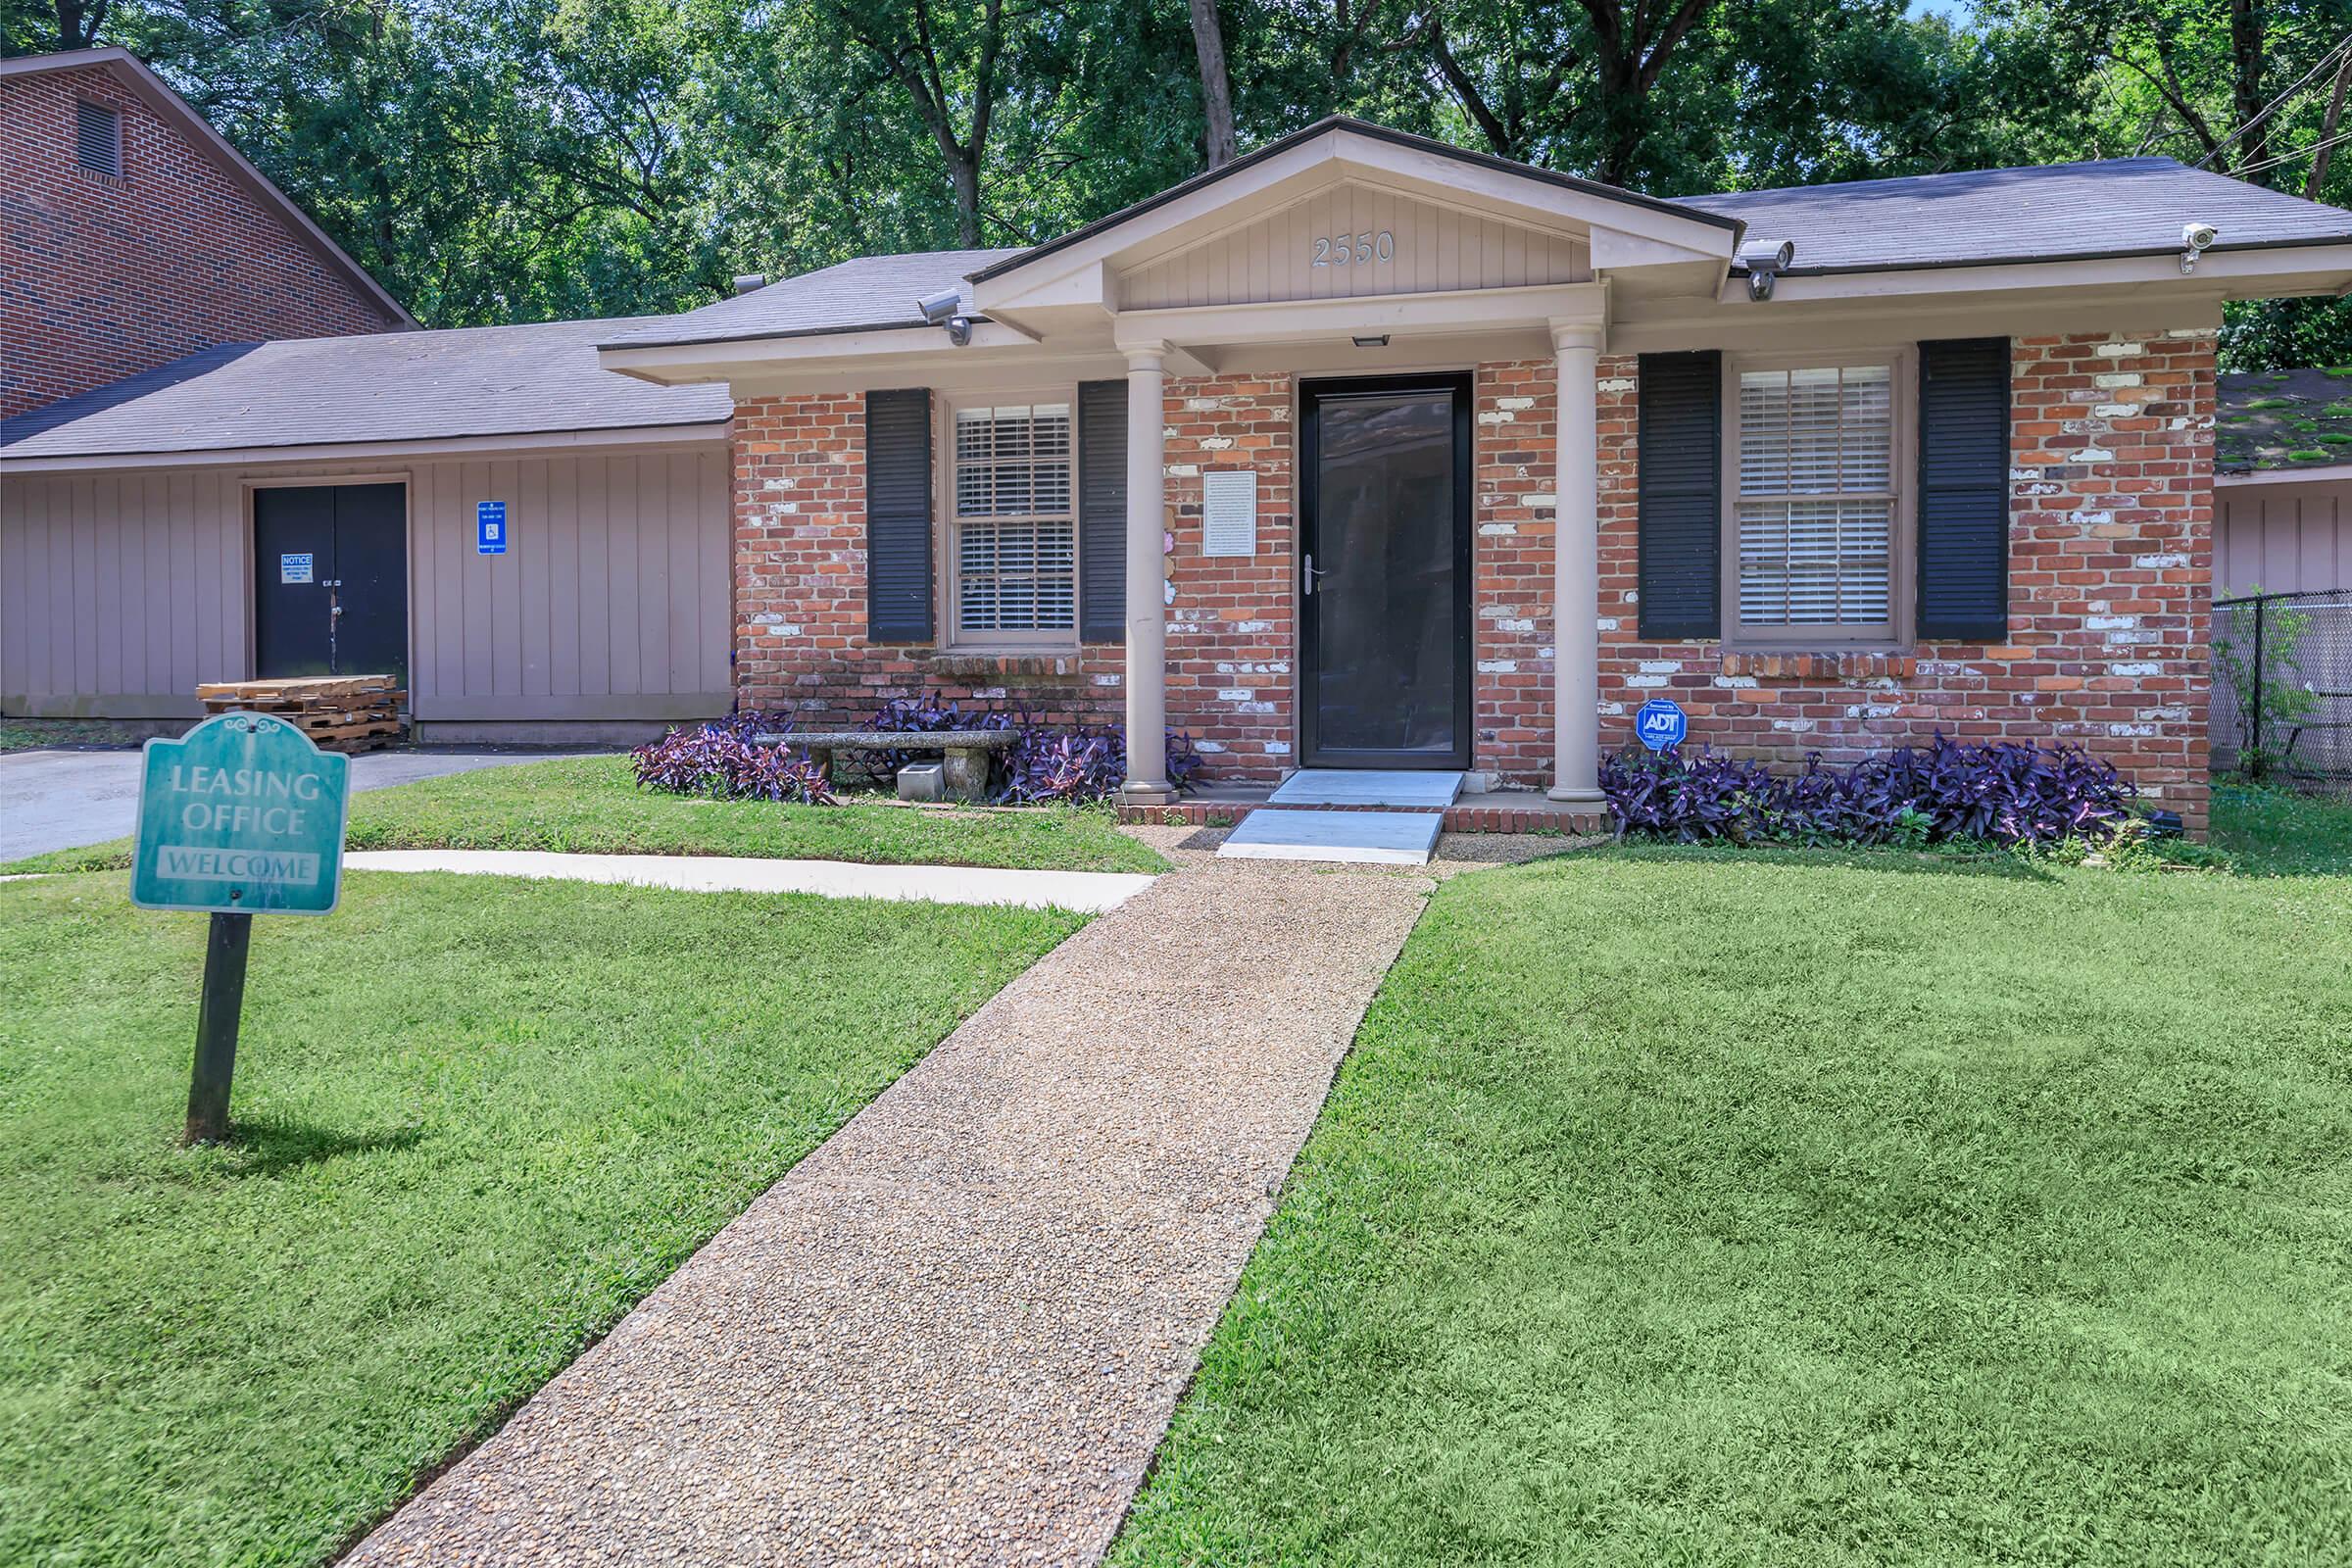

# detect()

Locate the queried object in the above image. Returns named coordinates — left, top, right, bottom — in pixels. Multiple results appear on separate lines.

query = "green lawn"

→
left=1116, top=828, right=2352, bottom=1562
left=1, top=754, right=1167, bottom=875
left=0, top=870, right=1081, bottom=1568
left=2212, top=780, right=2352, bottom=874
left=0, top=718, right=144, bottom=752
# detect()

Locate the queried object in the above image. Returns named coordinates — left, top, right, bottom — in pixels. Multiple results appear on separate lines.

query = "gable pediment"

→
left=1115, top=181, right=1590, bottom=311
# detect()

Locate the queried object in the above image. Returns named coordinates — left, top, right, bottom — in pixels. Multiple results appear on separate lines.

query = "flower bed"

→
left=1601, top=738, right=2141, bottom=849
left=631, top=699, right=1203, bottom=806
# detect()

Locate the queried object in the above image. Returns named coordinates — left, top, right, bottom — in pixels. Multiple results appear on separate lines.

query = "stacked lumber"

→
left=197, top=675, right=407, bottom=754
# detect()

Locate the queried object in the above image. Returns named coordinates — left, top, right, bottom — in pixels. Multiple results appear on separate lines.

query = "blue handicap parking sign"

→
left=476, top=501, right=508, bottom=555
left=1636, top=697, right=1688, bottom=752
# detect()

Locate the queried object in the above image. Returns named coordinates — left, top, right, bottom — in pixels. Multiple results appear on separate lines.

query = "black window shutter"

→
left=865, top=388, right=933, bottom=643
left=1637, top=350, right=1722, bottom=639
left=1917, top=338, right=2011, bottom=641
left=1077, top=379, right=1127, bottom=644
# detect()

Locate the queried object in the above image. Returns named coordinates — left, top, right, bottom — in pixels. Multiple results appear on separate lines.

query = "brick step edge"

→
left=1118, top=800, right=1612, bottom=836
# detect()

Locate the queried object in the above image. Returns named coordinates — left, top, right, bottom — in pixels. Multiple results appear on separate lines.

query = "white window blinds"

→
left=1736, top=365, right=1893, bottom=628
left=955, top=404, right=1075, bottom=634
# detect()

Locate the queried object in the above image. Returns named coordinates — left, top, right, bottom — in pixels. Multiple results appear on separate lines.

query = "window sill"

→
left=1717, top=650, right=1918, bottom=681
left=921, top=650, right=1090, bottom=680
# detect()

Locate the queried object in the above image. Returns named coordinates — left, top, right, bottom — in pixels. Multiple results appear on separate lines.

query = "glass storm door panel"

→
left=1299, top=376, right=1472, bottom=769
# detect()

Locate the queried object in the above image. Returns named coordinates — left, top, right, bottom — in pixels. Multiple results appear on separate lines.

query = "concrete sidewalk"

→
left=347, top=853, right=1434, bottom=1567
left=345, top=849, right=1158, bottom=913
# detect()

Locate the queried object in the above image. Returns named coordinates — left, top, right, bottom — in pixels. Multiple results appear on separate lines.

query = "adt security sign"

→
left=132, top=712, right=351, bottom=1143
left=476, top=500, right=508, bottom=555
left=1635, top=697, right=1689, bottom=752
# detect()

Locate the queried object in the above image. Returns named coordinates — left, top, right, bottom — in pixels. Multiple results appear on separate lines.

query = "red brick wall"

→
left=732, top=333, right=2216, bottom=829
left=1, top=64, right=403, bottom=418
left=1593, top=330, right=2215, bottom=833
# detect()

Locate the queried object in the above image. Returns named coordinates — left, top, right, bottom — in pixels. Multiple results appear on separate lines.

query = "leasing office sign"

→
left=131, top=712, right=352, bottom=915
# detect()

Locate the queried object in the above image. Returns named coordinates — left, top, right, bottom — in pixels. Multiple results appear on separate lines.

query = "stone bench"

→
left=752, top=728, right=1016, bottom=802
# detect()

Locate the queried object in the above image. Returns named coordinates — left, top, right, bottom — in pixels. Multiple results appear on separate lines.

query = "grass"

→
left=1114, top=841, right=2352, bottom=1563
left=2211, top=781, right=2352, bottom=875
left=0, top=718, right=144, bottom=752
left=0, top=870, right=1083, bottom=1568
left=0, top=753, right=1167, bottom=876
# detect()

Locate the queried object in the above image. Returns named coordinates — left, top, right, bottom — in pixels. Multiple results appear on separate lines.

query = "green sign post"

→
left=132, top=712, right=351, bottom=1144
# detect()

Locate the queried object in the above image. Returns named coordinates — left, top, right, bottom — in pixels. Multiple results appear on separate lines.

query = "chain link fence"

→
left=2212, top=588, right=2352, bottom=791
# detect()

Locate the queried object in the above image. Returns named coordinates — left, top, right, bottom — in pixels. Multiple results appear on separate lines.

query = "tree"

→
left=1188, top=0, right=1236, bottom=167
left=824, top=0, right=1018, bottom=246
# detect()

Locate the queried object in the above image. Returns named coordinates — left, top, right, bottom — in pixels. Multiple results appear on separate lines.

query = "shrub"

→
left=630, top=713, right=834, bottom=804
left=1601, top=737, right=2138, bottom=849
left=997, top=723, right=1205, bottom=804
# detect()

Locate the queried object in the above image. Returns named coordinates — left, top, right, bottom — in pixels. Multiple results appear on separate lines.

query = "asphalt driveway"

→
left=0, top=749, right=597, bottom=862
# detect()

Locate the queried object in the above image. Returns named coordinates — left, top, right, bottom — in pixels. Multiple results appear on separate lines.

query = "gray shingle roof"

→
left=599, top=250, right=1023, bottom=351
left=2217, top=365, right=2352, bottom=473
left=0, top=318, right=732, bottom=460
left=612, top=152, right=2352, bottom=355
left=1680, top=157, right=2352, bottom=274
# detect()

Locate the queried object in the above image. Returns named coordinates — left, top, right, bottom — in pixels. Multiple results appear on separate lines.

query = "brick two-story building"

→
left=1, top=46, right=411, bottom=417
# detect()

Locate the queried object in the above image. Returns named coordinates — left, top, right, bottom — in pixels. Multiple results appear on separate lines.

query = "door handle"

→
left=1302, top=553, right=1331, bottom=595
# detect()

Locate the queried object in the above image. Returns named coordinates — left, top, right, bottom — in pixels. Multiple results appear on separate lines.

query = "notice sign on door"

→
left=476, top=501, right=508, bottom=556
left=130, top=712, right=352, bottom=915
left=279, top=553, right=314, bottom=584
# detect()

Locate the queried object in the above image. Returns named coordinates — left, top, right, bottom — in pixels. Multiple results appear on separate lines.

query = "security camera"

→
left=1737, top=236, right=1796, bottom=302
left=915, top=288, right=962, bottom=326
left=2180, top=221, right=2219, bottom=273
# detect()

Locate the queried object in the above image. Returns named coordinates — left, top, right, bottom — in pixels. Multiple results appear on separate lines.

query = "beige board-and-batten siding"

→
left=1116, top=181, right=1592, bottom=310
left=2216, top=474, right=2352, bottom=595
left=0, top=442, right=731, bottom=740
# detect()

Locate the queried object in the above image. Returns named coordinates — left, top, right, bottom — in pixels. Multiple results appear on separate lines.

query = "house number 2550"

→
left=1311, top=230, right=1396, bottom=267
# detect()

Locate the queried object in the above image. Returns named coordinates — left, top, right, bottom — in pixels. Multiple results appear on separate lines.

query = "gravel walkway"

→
left=347, top=851, right=1437, bottom=1567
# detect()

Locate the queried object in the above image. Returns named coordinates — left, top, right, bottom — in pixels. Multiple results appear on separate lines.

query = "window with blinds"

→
left=954, top=403, right=1076, bottom=637
left=1734, top=364, right=1894, bottom=632
left=75, top=101, right=122, bottom=177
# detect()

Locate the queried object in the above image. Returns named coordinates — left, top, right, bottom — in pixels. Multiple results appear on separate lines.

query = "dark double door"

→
left=1298, top=373, right=1473, bottom=770
left=252, top=483, right=408, bottom=683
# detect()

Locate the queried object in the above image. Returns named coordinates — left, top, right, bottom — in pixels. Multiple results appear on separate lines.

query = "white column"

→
left=1121, top=344, right=1175, bottom=803
left=1548, top=323, right=1605, bottom=806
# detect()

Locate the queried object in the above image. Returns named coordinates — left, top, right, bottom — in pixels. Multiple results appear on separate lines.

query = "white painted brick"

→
left=2109, top=662, right=2162, bottom=677
left=1494, top=617, right=1534, bottom=633
left=1231, top=619, right=1272, bottom=633
left=1627, top=674, right=1669, bottom=689
left=2092, top=403, right=2136, bottom=417
left=1479, top=522, right=1519, bottom=536
left=1183, top=396, right=1233, bottom=411
left=1217, top=688, right=1252, bottom=703
left=2140, top=705, right=2189, bottom=721
left=1476, top=660, right=1518, bottom=673
left=1771, top=717, right=1816, bottom=732
left=2011, top=466, right=2044, bottom=481
left=1713, top=674, right=1758, bottom=689
left=2083, top=614, right=2136, bottom=630
left=1091, top=673, right=1122, bottom=687
left=2071, top=511, right=2115, bottom=527
left=1845, top=704, right=1902, bottom=718
left=2091, top=371, right=2141, bottom=388
left=2094, top=340, right=2144, bottom=357
left=1637, top=660, right=1683, bottom=674
left=1520, top=492, right=1557, bottom=510
left=1596, top=700, right=1626, bottom=716
left=1496, top=396, right=1536, bottom=411
left=1263, top=741, right=1291, bottom=756
left=1598, top=376, right=1636, bottom=394
left=1236, top=700, right=1278, bottom=714
left=2107, top=722, right=2159, bottom=737
left=1200, top=436, right=1235, bottom=451
left=1477, top=411, right=1516, bottom=425
left=1194, top=739, right=1226, bottom=753
left=1164, top=462, right=1199, bottom=477
left=2073, top=444, right=2115, bottom=463
left=1595, top=616, right=1620, bottom=632
left=2133, top=553, right=2189, bottom=569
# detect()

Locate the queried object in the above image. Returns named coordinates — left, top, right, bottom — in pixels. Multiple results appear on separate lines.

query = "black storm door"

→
left=1298, top=373, right=1473, bottom=769
left=253, top=483, right=408, bottom=684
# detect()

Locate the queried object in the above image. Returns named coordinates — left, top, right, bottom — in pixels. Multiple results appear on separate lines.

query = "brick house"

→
left=0, top=46, right=410, bottom=418
left=594, top=120, right=2352, bottom=836
left=14, top=115, right=2352, bottom=834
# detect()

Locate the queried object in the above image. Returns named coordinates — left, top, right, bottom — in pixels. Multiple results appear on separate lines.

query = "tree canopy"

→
left=8, top=0, right=2352, bottom=365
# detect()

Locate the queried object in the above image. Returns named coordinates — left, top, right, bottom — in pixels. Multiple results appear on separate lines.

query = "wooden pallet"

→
left=196, top=674, right=408, bottom=752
